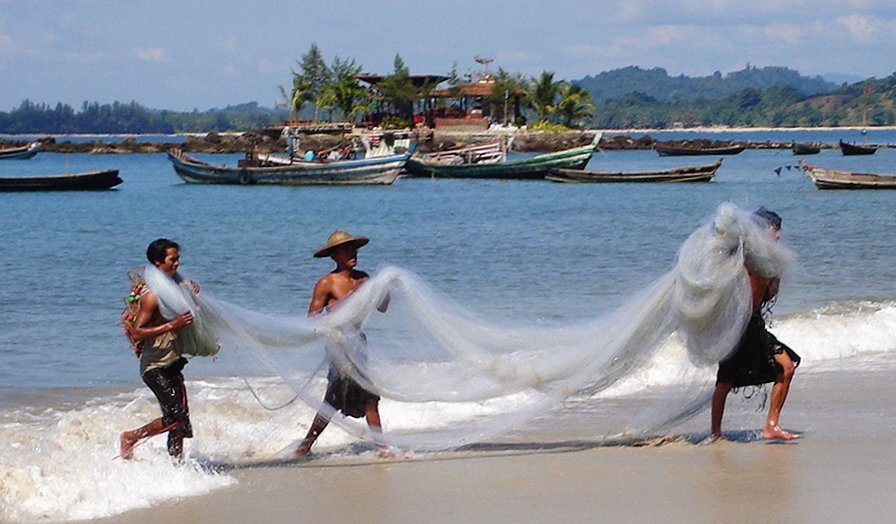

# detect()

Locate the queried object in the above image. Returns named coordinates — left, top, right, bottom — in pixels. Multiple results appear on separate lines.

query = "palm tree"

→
left=529, top=71, right=561, bottom=123
left=555, top=84, right=595, bottom=128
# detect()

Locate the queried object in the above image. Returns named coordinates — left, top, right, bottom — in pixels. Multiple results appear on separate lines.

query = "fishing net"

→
left=151, top=202, right=794, bottom=452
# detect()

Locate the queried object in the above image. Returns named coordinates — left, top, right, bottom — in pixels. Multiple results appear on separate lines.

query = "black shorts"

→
left=717, top=313, right=800, bottom=387
left=142, top=357, right=193, bottom=440
left=324, top=366, right=379, bottom=419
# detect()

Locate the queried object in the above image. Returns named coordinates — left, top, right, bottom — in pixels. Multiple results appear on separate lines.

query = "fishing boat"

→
left=546, top=159, right=722, bottom=183
left=800, top=161, right=896, bottom=189
left=838, top=139, right=876, bottom=156
left=792, top=142, right=821, bottom=155
left=654, top=143, right=745, bottom=156
left=167, top=147, right=411, bottom=185
left=0, top=169, right=122, bottom=191
left=404, top=135, right=599, bottom=179
left=0, top=142, right=42, bottom=160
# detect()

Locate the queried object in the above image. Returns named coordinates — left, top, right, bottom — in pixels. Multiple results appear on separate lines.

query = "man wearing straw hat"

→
left=295, top=230, right=389, bottom=457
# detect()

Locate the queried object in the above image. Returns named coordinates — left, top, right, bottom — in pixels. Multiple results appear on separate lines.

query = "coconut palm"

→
left=529, top=71, right=561, bottom=123
left=555, top=84, right=596, bottom=128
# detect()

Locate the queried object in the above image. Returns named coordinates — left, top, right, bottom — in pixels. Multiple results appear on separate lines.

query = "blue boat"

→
left=167, top=146, right=413, bottom=186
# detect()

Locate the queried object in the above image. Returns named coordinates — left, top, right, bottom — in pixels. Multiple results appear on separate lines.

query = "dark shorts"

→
left=717, top=312, right=801, bottom=387
left=142, top=357, right=193, bottom=452
left=324, top=365, right=379, bottom=419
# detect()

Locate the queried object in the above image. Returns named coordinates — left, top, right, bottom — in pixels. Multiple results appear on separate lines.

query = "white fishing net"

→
left=150, top=202, right=794, bottom=452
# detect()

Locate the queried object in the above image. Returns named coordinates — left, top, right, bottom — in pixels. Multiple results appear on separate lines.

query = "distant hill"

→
left=573, top=65, right=838, bottom=105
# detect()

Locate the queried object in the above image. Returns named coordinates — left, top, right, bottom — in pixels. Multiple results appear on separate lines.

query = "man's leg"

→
left=710, top=382, right=732, bottom=442
left=762, top=352, right=798, bottom=440
left=295, top=412, right=330, bottom=457
left=120, top=418, right=171, bottom=459
left=365, top=400, right=392, bottom=457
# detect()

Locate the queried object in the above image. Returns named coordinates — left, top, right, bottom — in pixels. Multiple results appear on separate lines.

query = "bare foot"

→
left=762, top=425, right=800, bottom=440
left=707, top=433, right=724, bottom=444
left=119, top=432, right=138, bottom=460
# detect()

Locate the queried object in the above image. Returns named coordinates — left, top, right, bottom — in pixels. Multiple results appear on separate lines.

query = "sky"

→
left=1, top=0, right=894, bottom=112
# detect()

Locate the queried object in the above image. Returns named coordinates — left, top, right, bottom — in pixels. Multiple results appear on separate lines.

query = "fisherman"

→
left=710, top=208, right=801, bottom=441
left=119, top=239, right=197, bottom=459
left=295, top=231, right=390, bottom=457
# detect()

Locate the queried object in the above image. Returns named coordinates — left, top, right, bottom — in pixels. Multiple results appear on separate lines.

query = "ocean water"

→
left=1, top=129, right=895, bottom=521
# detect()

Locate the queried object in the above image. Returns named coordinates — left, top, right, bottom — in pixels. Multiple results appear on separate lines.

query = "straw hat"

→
left=313, top=230, right=370, bottom=258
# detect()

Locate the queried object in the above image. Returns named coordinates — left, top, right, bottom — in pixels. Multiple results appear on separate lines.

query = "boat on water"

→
left=838, top=139, right=876, bottom=156
left=792, top=142, right=821, bottom=155
left=654, top=143, right=745, bottom=156
left=404, top=135, right=599, bottom=179
left=800, top=161, right=896, bottom=189
left=167, top=146, right=412, bottom=185
left=0, top=169, right=122, bottom=191
left=0, top=142, right=42, bottom=160
left=546, top=159, right=722, bottom=183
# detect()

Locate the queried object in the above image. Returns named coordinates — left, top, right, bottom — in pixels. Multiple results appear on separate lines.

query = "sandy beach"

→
left=83, top=358, right=896, bottom=524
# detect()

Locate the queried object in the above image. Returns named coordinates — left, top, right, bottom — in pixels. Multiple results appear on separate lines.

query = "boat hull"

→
left=404, top=144, right=595, bottom=179
left=168, top=149, right=407, bottom=185
left=0, top=169, right=122, bottom=191
left=801, top=162, right=896, bottom=189
left=547, top=160, right=722, bottom=183
left=0, top=142, right=41, bottom=160
left=654, top=144, right=744, bottom=156
left=838, top=140, right=876, bottom=156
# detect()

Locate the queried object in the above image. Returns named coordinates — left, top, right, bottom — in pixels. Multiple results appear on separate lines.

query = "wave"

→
left=1, top=298, right=894, bottom=521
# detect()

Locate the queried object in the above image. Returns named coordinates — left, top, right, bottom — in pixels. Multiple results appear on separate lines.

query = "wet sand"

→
left=87, top=362, right=896, bottom=524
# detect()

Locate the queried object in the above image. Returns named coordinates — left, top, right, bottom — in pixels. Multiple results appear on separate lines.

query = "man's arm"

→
left=308, top=276, right=332, bottom=316
left=127, top=291, right=193, bottom=341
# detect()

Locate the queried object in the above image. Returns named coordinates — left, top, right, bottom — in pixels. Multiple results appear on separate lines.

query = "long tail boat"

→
left=0, top=142, right=41, bottom=160
left=0, top=169, right=122, bottom=191
left=800, top=161, right=896, bottom=189
left=653, top=143, right=745, bottom=156
left=838, top=140, right=876, bottom=156
left=167, top=147, right=411, bottom=185
left=404, top=135, right=599, bottom=180
left=546, top=159, right=722, bottom=183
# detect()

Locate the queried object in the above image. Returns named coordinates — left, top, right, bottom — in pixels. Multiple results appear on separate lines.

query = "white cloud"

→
left=836, top=14, right=879, bottom=42
left=762, top=24, right=804, bottom=44
left=223, top=64, right=240, bottom=77
left=135, top=47, right=166, bottom=61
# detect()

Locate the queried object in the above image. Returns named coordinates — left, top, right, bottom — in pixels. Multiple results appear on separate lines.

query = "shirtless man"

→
left=710, top=209, right=800, bottom=442
left=120, top=238, right=196, bottom=459
left=295, top=230, right=388, bottom=457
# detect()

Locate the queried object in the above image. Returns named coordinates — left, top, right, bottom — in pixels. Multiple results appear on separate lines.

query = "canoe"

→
left=653, top=143, right=745, bottom=156
left=167, top=148, right=410, bottom=185
left=0, top=142, right=41, bottom=160
left=800, top=161, right=896, bottom=189
left=838, top=140, right=876, bottom=156
left=546, top=159, right=722, bottom=183
left=404, top=139, right=598, bottom=179
left=792, top=142, right=821, bottom=155
left=0, top=169, right=122, bottom=191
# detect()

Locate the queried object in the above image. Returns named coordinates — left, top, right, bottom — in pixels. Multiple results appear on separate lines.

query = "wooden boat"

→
left=654, top=143, right=745, bottom=156
left=404, top=138, right=598, bottom=179
left=839, top=140, right=876, bottom=156
left=0, top=142, right=41, bottom=160
left=792, top=142, right=821, bottom=155
left=0, top=169, right=122, bottom=191
left=167, top=148, right=410, bottom=185
left=546, top=159, right=722, bottom=183
left=416, top=141, right=506, bottom=164
left=800, top=161, right=896, bottom=189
